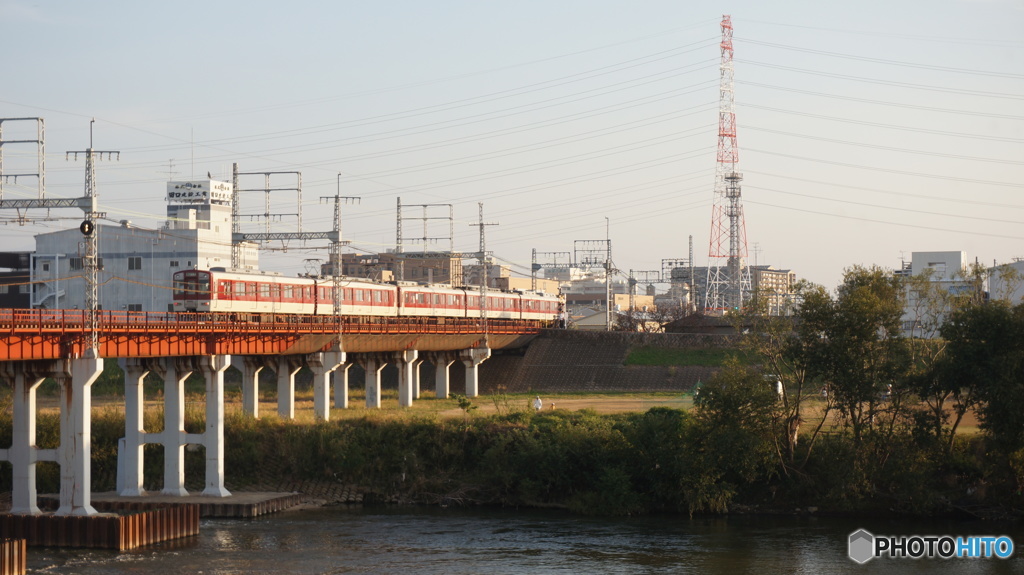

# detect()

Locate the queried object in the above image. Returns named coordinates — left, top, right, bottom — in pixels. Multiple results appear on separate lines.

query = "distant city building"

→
left=324, top=252, right=462, bottom=285
left=32, top=179, right=259, bottom=311
left=749, top=265, right=797, bottom=315
left=562, top=273, right=628, bottom=314
left=463, top=261, right=509, bottom=287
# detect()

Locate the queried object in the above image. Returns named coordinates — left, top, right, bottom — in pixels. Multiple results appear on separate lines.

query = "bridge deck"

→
left=0, top=309, right=543, bottom=360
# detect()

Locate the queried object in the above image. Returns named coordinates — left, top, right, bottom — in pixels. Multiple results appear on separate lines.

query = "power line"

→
left=744, top=125, right=1024, bottom=166
left=736, top=37, right=1024, bottom=79
left=746, top=199, right=1024, bottom=241
left=745, top=147, right=1024, bottom=189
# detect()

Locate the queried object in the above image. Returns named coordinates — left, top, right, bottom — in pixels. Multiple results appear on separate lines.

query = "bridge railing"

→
left=0, top=309, right=544, bottom=336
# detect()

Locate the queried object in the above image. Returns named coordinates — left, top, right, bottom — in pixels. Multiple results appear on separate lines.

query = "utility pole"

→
left=605, top=217, right=612, bottom=331
left=469, top=203, right=497, bottom=332
left=67, top=120, right=118, bottom=355
left=321, top=173, right=359, bottom=318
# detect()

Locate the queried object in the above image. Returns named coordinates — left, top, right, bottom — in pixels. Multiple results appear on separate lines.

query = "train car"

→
left=172, top=268, right=563, bottom=324
left=172, top=268, right=397, bottom=317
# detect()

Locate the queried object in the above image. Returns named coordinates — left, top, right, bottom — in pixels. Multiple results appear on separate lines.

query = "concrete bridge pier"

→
left=334, top=363, right=352, bottom=409
left=424, top=352, right=457, bottom=399
left=460, top=347, right=491, bottom=398
left=118, top=358, right=162, bottom=497
left=395, top=350, right=419, bottom=408
left=360, top=356, right=386, bottom=409
left=306, top=349, right=345, bottom=421
left=412, top=357, right=424, bottom=399
left=52, top=356, right=104, bottom=515
left=199, top=354, right=231, bottom=497
left=162, top=358, right=194, bottom=497
left=230, top=356, right=268, bottom=418
left=0, top=364, right=51, bottom=515
left=276, top=356, right=304, bottom=419
left=0, top=358, right=103, bottom=516
left=119, top=356, right=233, bottom=499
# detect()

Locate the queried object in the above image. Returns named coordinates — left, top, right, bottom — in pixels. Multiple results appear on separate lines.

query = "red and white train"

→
left=172, top=268, right=563, bottom=323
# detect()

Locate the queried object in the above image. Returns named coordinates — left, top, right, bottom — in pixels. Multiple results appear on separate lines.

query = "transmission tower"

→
left=704, top=14, right=751, bottom=313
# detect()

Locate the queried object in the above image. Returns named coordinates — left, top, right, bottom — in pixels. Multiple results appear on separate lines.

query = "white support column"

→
left=118, top=358, right=153, bottom=497
left=308, top=349, right=345, bottom=421
left=434, top=355, right=456, bottom=400
left=412, top=357, right=424, bottom=399
left=162, top=359, right=192, bottom=496
left=460, top=347, right=491, bottom=398
left=277, top=356, right=302, bottom=419
left=396, top=350, right=419, bottom=408
left=230, top=356, right=265, bottom=418
left=7, top=366, right=46, bottom=514
left=56, top=356, right=103, bottom=516
left=363, top=357, right=385, bottom=409
left=334, top=364, right=351, bottom=409
left=200, top=355, right=231, bottom=497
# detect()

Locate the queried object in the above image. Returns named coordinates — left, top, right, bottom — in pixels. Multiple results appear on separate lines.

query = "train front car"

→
left=172, top=269, right=213, bottom=312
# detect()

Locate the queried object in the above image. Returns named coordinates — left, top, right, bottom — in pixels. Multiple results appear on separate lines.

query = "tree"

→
left=938, top=301, right=1024, bottom=453
left=688, top=358, right=778, bottom=513
left=736, top=282, right=817, bottom=468
left=798, top=266, right=912, bottom=447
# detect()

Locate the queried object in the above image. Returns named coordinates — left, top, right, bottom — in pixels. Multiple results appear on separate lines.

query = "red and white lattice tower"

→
left=704, top=15, right=751, bottom=313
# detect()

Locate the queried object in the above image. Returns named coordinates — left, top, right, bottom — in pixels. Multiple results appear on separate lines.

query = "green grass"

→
left=623, top=346, right=749, bottom=367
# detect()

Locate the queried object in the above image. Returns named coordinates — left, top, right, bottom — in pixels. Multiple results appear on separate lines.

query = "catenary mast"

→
left=704, top=15, right=751, bottom=313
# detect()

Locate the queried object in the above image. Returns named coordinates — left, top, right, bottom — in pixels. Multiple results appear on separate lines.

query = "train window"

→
left=374, top=291, right=382, bottom=303
left=283, top=285, right=293, bottom=299
left=270, top=285, right=281, bottom=299
left=434, top=294, right=442, bottom=305
left=198, top=276, right=210, bottom=296
left=260, top=283, right=271, bottom=298
left=222, top=282, right=233, bottom=297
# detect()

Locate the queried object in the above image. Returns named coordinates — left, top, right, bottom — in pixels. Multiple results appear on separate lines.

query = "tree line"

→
left=695, top=264, right=1024, bottom=516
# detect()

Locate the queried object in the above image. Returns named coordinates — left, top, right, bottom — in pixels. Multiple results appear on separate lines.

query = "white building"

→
left=901, top=251, right=970, bottom=337
left=32, top=179, right=258, bottom=312
left=989, top=259, right=1024, bottom=304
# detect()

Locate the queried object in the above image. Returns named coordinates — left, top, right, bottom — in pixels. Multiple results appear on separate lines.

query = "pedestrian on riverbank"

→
left=533, top=395, right=543, bottom=412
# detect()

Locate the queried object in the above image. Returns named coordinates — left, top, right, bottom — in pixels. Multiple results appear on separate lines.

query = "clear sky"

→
left=1, top=0, right=1022, bottom=290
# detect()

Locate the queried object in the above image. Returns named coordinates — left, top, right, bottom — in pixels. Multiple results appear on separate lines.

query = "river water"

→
left=26, top=506, right=1024, bottom=574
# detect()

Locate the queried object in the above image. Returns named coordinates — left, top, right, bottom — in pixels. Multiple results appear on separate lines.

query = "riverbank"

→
left=0, top=392, right=1010, bottom=521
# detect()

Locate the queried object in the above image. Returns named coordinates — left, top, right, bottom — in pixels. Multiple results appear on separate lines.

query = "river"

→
left=26, top=506, right=1024, bottom=574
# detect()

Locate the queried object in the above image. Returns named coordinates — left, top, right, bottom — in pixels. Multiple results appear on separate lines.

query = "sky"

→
left=1, top=0, right=1022, bottom=291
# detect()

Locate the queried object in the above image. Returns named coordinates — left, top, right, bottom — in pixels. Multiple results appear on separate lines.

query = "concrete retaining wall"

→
left=480, top=329, right=737, bottom=394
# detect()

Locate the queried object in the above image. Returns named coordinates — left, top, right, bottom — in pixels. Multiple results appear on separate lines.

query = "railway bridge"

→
left=0, top=308, right=542, bottom=518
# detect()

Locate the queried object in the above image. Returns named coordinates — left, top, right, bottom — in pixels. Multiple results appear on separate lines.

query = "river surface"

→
left=25, top=506, right=1024, bottom=574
